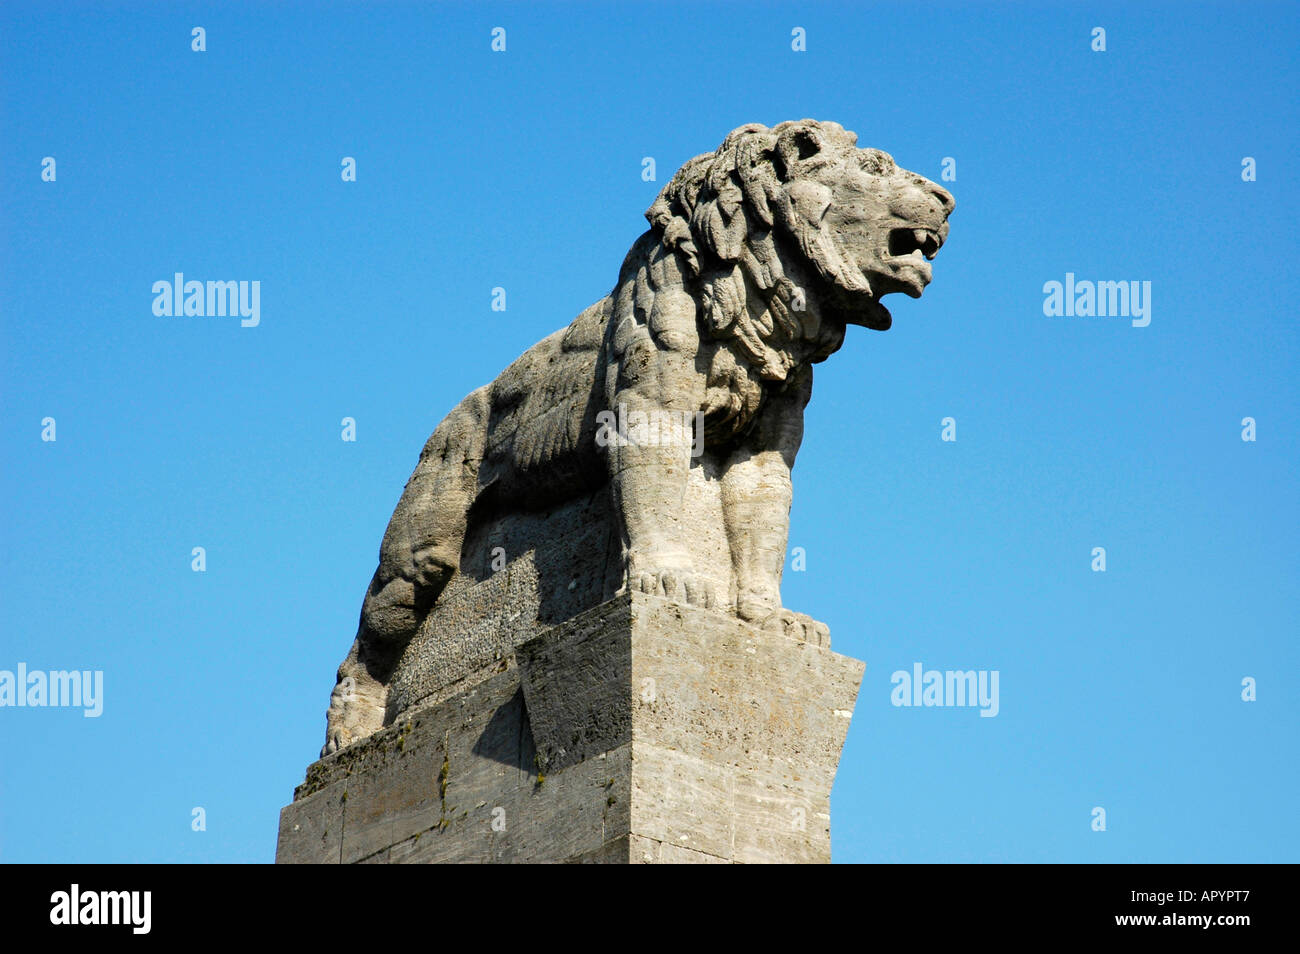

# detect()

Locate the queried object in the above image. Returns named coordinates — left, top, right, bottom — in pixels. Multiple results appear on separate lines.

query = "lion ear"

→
left=775, top=124, right=826, bottom=171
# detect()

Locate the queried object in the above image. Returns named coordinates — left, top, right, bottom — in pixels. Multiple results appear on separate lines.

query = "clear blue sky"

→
left=1, top=1, right=1296, bottom=863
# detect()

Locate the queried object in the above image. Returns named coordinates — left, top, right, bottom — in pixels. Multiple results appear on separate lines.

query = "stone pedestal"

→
left=276, top=592, right=864, bottom=864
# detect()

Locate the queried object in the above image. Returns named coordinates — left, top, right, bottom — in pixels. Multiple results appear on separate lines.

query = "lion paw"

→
left=631, top=567, right=713, bottom=609
left=323, top=699, right=363, bottom=757
left=759, top=608, right=830, bottom=648
left=321, top=675, right=385, bottom=758
left=321, top=724, right=352, bottom=758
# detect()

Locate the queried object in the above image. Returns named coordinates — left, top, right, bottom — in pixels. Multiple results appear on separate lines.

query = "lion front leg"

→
left=720, top=451, right=828, bottom=647
left=604, top=309, right=712, bottom=607
left=720, top=366, right=828, bottom=646
left=322, top=388, right=489, bottom=757
left=609, top=430, right=713, bottom=606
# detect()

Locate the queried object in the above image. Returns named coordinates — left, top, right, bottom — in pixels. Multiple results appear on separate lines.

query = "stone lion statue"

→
left=323, top=119, right=954, bottom=756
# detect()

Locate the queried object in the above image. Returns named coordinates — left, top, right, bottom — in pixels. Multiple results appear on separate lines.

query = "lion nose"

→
left=928, top=182, right=955, bottom=216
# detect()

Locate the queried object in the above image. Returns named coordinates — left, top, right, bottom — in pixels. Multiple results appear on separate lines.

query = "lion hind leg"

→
left=325, top=387, right=490, bottom=755
left=322, top=586, right=403, bottom=756
left=404, top=387, right=489, bottom=593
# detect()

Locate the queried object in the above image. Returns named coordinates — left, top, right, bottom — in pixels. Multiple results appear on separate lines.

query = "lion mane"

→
left=646, top=121, right=879, bottom=374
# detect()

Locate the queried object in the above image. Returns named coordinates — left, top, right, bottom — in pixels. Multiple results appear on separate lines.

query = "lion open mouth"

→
left=887, top=227, right=943, bottom=261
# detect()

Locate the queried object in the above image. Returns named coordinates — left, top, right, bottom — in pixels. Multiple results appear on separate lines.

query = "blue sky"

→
left=1, top=1, right=1296, bottom=863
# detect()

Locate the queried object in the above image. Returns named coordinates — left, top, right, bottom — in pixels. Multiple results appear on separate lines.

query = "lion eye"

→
left=858, top=149, right=895, bottom=175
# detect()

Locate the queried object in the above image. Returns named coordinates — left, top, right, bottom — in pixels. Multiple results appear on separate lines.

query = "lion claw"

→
left=633, top=568, right=713, bottom=609
left=321, top=725, right=350, bottom=758
left=760, top=608, right=830, bottom=648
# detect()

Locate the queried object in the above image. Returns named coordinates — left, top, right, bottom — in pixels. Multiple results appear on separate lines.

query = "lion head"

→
left=647, top=120, right=954, bottom=375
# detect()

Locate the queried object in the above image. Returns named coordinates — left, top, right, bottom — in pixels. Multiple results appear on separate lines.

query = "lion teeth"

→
left=888, top=226, right=942, bottom=262
left=915, top=229, right=939, bottom=260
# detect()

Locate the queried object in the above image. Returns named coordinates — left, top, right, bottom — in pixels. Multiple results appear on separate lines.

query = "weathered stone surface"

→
left=282, top=120, right=953, bottom=862
left=278, top=593, right=863, bottom=863
left=318, top=120, right=952, bottom=756
left=276, top=783, right=344, bottom=865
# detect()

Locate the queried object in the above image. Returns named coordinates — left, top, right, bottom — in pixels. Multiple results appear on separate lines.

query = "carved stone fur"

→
left=322, top=120, right=954, bottom=755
